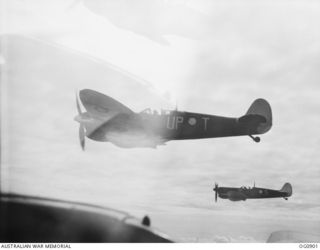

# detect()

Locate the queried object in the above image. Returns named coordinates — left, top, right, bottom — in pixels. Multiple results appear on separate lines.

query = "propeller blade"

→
left=79, top=124, right=85, bottom=151
left=214, top=183, right=218, bottom=202
left=76, top=91, right=82, bottom=115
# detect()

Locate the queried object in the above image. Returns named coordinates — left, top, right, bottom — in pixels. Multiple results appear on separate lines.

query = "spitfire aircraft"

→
left=213, top=183, right=293, bottom=202
left=74, top=89, right=272, bottom=149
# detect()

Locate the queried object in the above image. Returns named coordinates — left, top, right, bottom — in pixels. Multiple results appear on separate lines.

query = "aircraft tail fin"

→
left=280, top=183, right=292, bottom=197
left=239, top=98, right=272, bottom=134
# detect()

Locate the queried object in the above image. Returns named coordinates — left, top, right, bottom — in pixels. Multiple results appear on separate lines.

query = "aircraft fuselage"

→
left=217, top=187, right=289, bottom=201
left=74, top=89, right=272, bottom=149
left=80, top=110, right=264, bottom=148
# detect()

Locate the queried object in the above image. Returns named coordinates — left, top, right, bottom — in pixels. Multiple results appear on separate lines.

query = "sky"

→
left=1, top=0, right=320, bottom=242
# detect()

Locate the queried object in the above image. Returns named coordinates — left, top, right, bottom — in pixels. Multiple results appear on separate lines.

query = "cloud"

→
left=78, top=0, right=213, bottom=45
left=212, top=235, right=257, bottom=243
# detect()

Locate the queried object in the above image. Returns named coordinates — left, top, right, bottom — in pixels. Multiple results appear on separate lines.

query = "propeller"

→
left=213, top=183, right=218, bottom=202
left=75, top=92, right=85, bottom=151
left=79, top=124, right=85, bottom=151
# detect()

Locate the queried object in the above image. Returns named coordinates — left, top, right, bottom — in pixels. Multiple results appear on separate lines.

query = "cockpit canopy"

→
left=140, top=108, right=172, bottom=116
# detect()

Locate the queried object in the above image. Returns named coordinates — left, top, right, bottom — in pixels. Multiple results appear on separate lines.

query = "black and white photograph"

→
left=0, top=0, right=320, bottom=245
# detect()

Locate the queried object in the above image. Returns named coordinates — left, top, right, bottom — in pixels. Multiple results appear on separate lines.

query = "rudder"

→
left=245, top=98, right=272, bottom=134
left=280, top=183, right=292, bottom=197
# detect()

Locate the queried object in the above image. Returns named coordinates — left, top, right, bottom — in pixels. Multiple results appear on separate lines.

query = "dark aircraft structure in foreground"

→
left=74, top=89, right=272, bottom=149
left=0, top=193, right=172, bottom=243
left=213, top=183, right=293, bottom=202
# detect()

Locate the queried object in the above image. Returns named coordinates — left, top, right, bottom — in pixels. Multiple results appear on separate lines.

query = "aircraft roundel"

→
left=188, top=117, right=197, bottom=126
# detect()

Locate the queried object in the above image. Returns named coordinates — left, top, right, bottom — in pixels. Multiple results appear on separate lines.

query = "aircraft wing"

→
left=79, top=89, right=134, bottom=118
left=0, top=193, right=173, bottom=243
